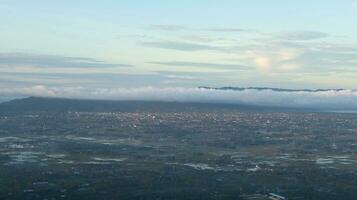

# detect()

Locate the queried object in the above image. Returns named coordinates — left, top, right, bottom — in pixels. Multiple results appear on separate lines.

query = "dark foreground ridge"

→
left=0, top=96, right=315, bottom=113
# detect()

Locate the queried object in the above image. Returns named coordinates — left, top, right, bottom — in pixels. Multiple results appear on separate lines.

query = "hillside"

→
left=0, top=97, right=311, bottom=113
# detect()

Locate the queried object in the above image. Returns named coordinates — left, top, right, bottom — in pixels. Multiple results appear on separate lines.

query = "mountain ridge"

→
left=198, top=86, right=353, bottom=92
left=0, top=96, right=315, bottom=113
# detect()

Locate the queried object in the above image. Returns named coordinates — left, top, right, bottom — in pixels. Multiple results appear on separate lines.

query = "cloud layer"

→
left=1, top=86, right=357, bottom=111
left=0, top=53, right=132, bottom=68
left=279, top=31, right=329, bottom=41
left=148, top=61, right=250, bottom=70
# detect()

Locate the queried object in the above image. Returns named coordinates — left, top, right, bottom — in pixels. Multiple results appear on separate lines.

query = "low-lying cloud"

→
left=1, top=86, right=357, bottom=111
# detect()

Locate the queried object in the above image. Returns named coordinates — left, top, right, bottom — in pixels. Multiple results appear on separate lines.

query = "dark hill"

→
left=0, top=97, right=313, bottom=113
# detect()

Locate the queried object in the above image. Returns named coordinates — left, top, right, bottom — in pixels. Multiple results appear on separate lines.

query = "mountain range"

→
left=198, top=86, right=353, bottom=92
left=0, top=96, right=314, bottom=113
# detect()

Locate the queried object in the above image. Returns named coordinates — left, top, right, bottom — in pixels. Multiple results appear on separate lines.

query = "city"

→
left=0, top=98, right=357, bottom=199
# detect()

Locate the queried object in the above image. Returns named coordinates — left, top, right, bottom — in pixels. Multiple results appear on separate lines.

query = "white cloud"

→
left=1, top=86, right=357, bottom=110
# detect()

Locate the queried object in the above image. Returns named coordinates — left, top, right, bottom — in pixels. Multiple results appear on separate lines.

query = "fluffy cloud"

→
left=1, top=86, right=357, bottom=110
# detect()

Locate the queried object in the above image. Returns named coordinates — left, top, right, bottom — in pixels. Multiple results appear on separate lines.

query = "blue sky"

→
left=1, top=0, right=357, bottom=94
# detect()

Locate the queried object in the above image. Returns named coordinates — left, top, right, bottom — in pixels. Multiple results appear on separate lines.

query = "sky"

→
left=1, top=0, right=357, bottom=101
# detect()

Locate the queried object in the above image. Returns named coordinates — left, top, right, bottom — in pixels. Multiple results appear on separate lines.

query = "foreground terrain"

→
left=0, top=98, right=357, bottom=199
